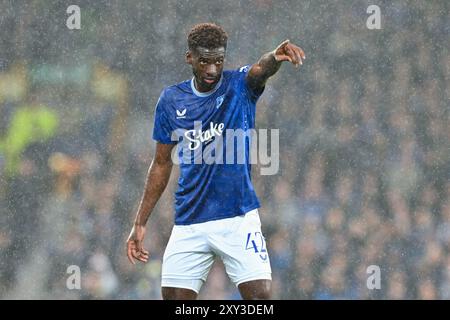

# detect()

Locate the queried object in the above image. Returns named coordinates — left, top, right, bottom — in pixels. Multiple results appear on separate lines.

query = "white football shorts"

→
left=161, top=209, right=272, bottom=293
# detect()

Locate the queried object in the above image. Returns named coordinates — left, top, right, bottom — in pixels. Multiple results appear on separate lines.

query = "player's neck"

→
left=191, top=74, right=223, bottom=97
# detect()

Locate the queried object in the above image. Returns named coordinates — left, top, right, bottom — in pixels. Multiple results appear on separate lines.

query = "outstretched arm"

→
left=246, top=39, right=306, bottom=93
left=126, top=142, right=175, bottom=264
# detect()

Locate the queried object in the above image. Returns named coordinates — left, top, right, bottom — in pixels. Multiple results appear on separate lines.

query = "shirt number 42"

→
left=245, top=232, right=268, bottom=261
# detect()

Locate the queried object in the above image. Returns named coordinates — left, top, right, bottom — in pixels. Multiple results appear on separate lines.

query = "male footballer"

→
left=126, top=23, right=305, bottom=300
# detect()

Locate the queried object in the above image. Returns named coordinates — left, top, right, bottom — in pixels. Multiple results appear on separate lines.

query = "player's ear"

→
left=185, top=51, right=193, bottom=65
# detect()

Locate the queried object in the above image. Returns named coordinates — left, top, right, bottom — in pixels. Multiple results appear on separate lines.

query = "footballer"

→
left=126, top=23, right=305, bottom=300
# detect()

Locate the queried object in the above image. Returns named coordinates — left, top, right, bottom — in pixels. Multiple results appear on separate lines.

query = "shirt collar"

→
left=190, top=73, right=223, bottom=97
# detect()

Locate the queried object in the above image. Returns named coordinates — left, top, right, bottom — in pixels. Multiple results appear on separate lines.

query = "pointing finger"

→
left=278, top=39, right=290, bottom=49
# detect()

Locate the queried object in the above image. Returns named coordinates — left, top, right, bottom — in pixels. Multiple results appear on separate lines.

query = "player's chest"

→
left=170, top=92, right=237, bottom=128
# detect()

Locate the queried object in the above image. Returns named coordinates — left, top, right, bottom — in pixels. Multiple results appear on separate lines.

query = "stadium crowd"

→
left=0, top=1, right=448, bottom=299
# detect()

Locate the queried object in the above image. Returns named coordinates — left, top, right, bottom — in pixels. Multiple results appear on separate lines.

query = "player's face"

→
left=187, top=47, right=225, bottom=92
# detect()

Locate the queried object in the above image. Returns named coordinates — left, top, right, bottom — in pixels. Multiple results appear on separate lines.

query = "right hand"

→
left=273, top=39, right=305, bottom=67
left=126, top=224, right=149, bottom=264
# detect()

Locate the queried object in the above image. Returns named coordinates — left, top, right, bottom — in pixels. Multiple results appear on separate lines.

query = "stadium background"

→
left=0, top=0, right=448, bottom=299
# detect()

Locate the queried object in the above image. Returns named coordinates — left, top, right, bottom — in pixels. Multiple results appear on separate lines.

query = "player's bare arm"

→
left=246, top=39, right=306, bottom=92
left=126, top=142, right=175, bottom=264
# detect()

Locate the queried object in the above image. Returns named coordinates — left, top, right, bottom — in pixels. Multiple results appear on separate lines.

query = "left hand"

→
left=273, top=39, right=305, bottom=67
left=126, top=224, right=149, bottom=264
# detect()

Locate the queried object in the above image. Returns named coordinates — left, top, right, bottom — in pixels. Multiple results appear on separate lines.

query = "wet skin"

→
left=186, top=46, right=225, bottom=93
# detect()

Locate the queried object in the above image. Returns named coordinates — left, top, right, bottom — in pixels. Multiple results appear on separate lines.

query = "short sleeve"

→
left=237, top=65, right=265, bottom=102
left=152, top=90, right=176, bottom=144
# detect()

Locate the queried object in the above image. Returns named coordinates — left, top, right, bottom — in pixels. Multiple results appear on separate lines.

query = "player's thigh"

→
left=211, top=210, right=272, bottom=287
left=238, top=279, right=272, bottom=300
left=162, top=287, right=198, bottom=300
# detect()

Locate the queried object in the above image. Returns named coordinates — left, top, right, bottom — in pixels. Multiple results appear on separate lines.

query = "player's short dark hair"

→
left=187, top=23, right=228, bottom=52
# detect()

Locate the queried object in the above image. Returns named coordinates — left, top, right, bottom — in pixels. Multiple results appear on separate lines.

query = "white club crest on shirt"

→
left=216, top=95, right=225, bottom=109
left=176, top=108, right=187, bottom=119
left=239, top=65, right=249, bottom=73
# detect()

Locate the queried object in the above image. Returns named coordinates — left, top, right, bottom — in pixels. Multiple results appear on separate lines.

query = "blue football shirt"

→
left=152, top=65, right=264, bottom=225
